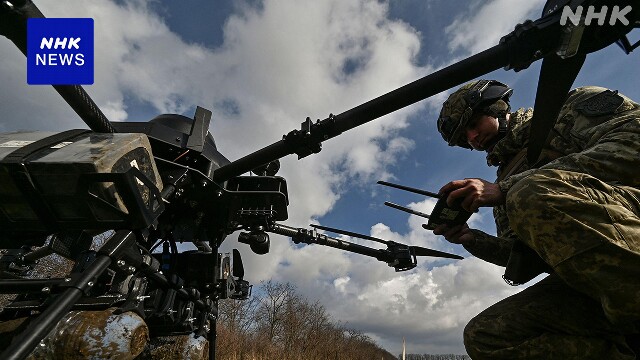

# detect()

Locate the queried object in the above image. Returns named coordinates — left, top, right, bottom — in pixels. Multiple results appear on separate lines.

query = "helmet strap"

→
left=498, top=115, right=508, bottom=135
left=482, top=113, right=508, bottom=151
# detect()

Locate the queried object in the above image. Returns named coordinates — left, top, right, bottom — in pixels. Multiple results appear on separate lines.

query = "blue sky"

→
left=1, top=0, right=639, bottom=355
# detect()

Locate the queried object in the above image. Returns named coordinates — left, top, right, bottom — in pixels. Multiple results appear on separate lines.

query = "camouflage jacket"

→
left=464, top=86, right=640, bottom=266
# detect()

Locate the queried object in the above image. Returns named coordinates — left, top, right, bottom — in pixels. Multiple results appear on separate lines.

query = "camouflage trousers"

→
left=465, top=169, right=640, bottom=359
left=464, top=274, right=636, bottom=359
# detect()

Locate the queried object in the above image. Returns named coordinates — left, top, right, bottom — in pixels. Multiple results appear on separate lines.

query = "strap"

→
left=527, top=54, right=585, bottom=166
left=1, top=129, right=91, bottom=230
left=497, top=147, right=564, bottom=183
left=496, top=148, right=528, bottom=183
left=1, top=129, right=90, bottom=164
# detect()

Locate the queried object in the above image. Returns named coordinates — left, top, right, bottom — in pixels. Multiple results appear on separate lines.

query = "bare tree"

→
left=215, top=280, right=397, bottom=360
left=253, top=281, right=296, bottom=344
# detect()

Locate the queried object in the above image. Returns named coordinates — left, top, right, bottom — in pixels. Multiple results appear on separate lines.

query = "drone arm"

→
left=212, top=44, right=510, bottom=183
left=270, top=223, right=391, bottom=263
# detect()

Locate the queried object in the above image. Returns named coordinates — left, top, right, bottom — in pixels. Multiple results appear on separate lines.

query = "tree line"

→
left=216, top=280, right=397, bottom=360
left=400, top=355, right=470, bottom=360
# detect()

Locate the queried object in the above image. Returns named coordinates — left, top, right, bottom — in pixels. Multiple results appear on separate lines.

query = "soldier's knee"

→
left=463, top=318, right=480, bottom=358
left=463, top=315, right=492, bottom=359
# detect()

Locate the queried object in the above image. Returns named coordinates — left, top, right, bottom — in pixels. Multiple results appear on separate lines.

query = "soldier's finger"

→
left=432, top=224, right=449, bottom=235
left=439, top=179, right=468, bottom=194
left=447, top=186, right=472, bottom=207
left=443, top=224, right=465, bottom=240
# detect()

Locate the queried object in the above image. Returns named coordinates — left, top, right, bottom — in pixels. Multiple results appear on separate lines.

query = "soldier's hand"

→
left=432, top=223, right=475, bottom=246
left=439, top=178, right=505, bottom=212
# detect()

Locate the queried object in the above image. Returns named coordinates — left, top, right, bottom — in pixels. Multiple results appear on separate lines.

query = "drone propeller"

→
left=310, top=224, right=387, bottom=245
left=410, top=246, right=462, bottom=260
left=310, top=224, right=463, bottom=260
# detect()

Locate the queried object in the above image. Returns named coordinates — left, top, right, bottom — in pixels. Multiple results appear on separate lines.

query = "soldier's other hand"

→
left=432, top=223, right=475, bottom=246
left=439, top=178, right=505, bottom=212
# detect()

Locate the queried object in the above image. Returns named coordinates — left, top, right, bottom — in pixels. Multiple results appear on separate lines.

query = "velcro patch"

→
left=574, top=90, right=624, bottom=117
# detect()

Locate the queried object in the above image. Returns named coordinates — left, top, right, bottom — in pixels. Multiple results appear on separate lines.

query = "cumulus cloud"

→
left=445, top=0, right=546, bottom=55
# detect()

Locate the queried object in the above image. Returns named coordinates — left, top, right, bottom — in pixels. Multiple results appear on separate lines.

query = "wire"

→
left=173, top=149, right=190, bottom=162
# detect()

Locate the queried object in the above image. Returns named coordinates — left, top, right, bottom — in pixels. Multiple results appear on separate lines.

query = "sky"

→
left=1, top=0, right=639, bottom=355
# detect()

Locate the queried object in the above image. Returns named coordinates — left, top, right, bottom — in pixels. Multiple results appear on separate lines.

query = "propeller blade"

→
left=310, top=224, right=462, bottom=260
left=410, top=246, right=463, bottom=260
left=384, top=201, right=430, bottom=219
left=309, top=224, right=388, bottom=245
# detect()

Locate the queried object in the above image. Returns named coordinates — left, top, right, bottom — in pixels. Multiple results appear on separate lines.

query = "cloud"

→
left=445, top=0, right=546, bottom=55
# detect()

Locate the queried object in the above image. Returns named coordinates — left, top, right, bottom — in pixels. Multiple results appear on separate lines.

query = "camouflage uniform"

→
left=462, top=108, right=535, bottom=266
left=461, top=86, right=640, bottom=359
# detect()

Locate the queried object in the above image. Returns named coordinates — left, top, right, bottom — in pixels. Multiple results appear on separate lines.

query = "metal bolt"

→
left=41, top=287, right=51, bottom=294
left=127, top=266, right=136, bottom=273
left=87, top=281, right=94, bottom=287
left=64, top=278, right=71, bottom=282
left=2, top=2, right=15, bottom=11
left=175, top=137, right=181, bottom=142
left=117, top=260, right=126, bottom=267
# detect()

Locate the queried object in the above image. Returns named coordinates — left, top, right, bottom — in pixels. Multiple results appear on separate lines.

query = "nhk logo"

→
left=27, top=18, right=94, bottom=85
left=37, top=37, right=84, bottom=66
left=560, top=5, right=633, bottom=26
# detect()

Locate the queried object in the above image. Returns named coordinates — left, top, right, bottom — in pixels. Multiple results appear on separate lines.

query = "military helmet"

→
left=437, top=80, right=513, bottom=149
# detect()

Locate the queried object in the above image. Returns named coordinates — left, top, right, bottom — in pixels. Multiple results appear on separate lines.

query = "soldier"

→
left=433, top=80, right=640, bottom=359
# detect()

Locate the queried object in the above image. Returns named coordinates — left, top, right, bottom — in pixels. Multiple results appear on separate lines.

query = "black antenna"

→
left=377, top=181, right=440, bottom=198
left=384, top=202, right=430, bottom=219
